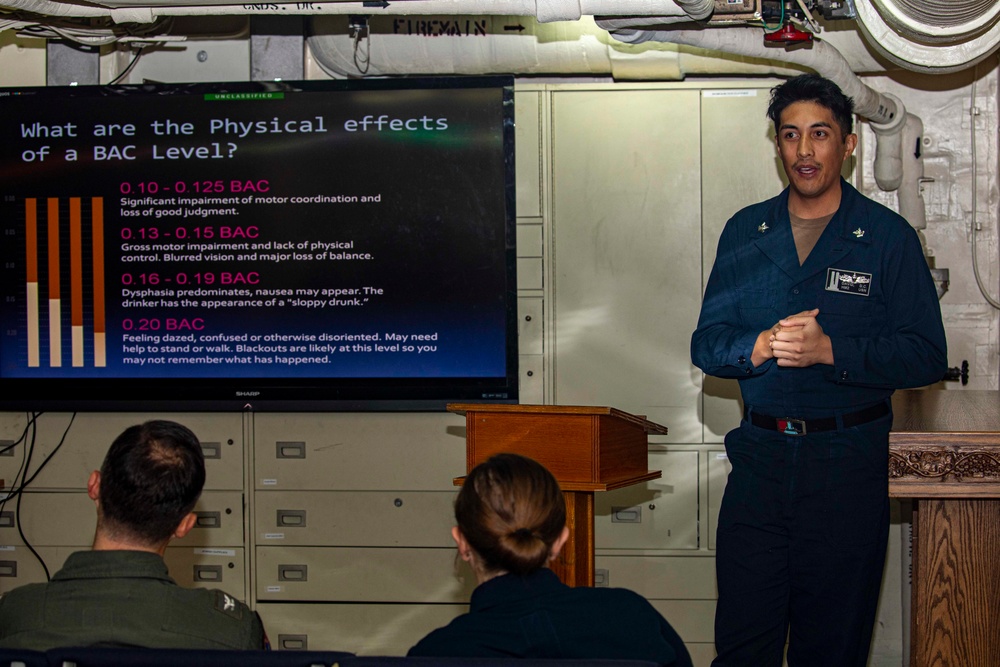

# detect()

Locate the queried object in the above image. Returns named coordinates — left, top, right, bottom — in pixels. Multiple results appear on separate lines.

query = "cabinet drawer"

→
left=254, top=491, right=455, bottom=547
left=254, top=413, right=464, bottom=491
left=256, top=546, right=473, bottom=603
left=0, top=491, right=244, bottom=547
left=595, top=450, right=700, bottom=550
left=164, top=547, right=246, bottom=600
left=0, top=412, right=243, bottom=490
left=256, top=602, right=466, bottom=655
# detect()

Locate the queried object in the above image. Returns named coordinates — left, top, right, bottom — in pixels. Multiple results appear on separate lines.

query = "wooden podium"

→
left=889, top=390, right=1000, bottom=667
left=447, top=403, right=666, bottom=587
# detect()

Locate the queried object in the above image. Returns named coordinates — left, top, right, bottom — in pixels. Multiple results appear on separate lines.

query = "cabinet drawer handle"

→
left=276, top=441, right=306, bottom=459
left=194, top=564, right=222, bottom=582
left=200, top=442, right=222, bottom=459
left=194, top=511, right=221, bottom=528
left=278, top=564, right=308, bottom=582
left=276, top=509, right=306, bottom=527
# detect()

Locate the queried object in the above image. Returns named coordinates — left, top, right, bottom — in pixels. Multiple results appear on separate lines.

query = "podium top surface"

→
left=447, top=403, right=669, bottom=435
left=455, top=469, right=662, bottom=492
left=891, top=390, right=1000, bottom=436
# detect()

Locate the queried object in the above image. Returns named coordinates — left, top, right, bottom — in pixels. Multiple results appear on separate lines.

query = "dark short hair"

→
left=99, top=420, right=205, bottom=545
left=455, top=453, right=565, bottom=576
left=767, top=73, right=854, bottom=139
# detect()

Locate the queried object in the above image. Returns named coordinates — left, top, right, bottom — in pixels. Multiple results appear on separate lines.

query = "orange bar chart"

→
left=24, top=197, right=106, bottom=368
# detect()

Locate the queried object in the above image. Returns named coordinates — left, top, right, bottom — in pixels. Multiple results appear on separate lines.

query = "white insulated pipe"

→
left=868, top=92, right=907, bottom=192
left=601, top=25, right=911, bottom=191
left=7, top=0, right=917, bottom=194
left=895, top=114, right=927, bottom=230
left=306, top=16, right=805, bottom=80
left=0, top=0, right=702, bottom=23
left=603, top=25, right=901, bottom=125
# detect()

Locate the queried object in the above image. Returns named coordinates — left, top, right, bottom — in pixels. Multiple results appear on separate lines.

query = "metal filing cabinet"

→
left=549, top=87, right=704, bottom=442
left=0, top=412, right=247, bottom=599
left=253, top=412, right=466, bottom=651
left=543, top=82, right=785, bottom=664
left=257, top=603, right=466, bottom=655
left=595, top=449, right=700, bottom=550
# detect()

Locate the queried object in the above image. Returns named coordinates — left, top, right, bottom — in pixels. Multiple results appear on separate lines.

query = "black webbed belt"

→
left=748, top=401, right=889, bottom=436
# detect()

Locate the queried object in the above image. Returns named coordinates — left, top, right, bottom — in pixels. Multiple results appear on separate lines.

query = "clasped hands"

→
left=751, top=308, right=834, bottom=368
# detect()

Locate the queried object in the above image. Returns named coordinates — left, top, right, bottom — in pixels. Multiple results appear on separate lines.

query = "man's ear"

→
left=173, top=512, right=198, bottom=540
left=548, top=526, right=571, bottom=562
left=843, top=133, right=858, bottom=160
left=87, top=471, right=101, bottom=503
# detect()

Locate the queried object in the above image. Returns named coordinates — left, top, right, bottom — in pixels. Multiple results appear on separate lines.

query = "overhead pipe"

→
left=0, top=0, right=704, bottom=24
left=0, top=0, right=144, bottom=19
left=671, top=0, right=713, bottom=22
left=599, top=24, right=909, bottom=192
left=600, top=24, right=899, bottom=124
left=600, top=21, right=941, bottom=297
left=306, top=15, right=805, bottom=80
left=6, top=0, right=914, bottom=193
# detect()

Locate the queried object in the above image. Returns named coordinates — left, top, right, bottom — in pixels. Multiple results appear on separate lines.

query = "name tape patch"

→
left=825, top=268, right=872, bottom=296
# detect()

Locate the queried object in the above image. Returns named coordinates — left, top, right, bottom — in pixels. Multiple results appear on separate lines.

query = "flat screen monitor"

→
left=0, top=76, right=517, bottom=411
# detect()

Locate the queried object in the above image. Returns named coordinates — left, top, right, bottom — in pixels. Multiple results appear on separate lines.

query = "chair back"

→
left=47, top=647, right=354, bottom=667
left=0, top=648, right=47, bottom=667
left=339, top=658, right=660, bottom=667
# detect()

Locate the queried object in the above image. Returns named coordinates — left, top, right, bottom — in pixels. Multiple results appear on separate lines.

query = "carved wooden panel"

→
left=889, top=446, right=1000, bottom=482
left=890, top=391, right=1000, bottom=498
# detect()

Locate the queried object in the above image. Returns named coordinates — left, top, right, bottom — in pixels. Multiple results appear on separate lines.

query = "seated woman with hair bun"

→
left=407, top=453, right=692, bottom=667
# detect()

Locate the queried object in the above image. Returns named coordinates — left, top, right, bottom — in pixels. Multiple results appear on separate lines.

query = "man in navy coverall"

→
left=691, top=74, right=947, bottom=667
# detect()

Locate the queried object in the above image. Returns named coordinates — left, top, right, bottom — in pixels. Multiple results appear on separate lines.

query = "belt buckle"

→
left=779, top=418, right=806, bottom=436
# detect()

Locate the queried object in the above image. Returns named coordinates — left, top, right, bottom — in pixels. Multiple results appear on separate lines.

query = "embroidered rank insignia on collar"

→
left=853, top=227, right=866, bottom=238
left=825, top=268, right=872, bottom=296
left=758, top=222, right=769, bottom=233
left=215, top=590, right=242, bottom=617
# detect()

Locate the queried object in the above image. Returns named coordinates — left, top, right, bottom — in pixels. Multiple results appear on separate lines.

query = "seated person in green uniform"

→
left=0, top=420, right=266, bottom=650
left=408, top=453, right=692, bottom=666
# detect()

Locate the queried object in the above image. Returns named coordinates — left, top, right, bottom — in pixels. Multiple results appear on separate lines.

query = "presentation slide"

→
left=0, top=79, right=516, bottom=409
left=0, top=78, right=516, bottom=412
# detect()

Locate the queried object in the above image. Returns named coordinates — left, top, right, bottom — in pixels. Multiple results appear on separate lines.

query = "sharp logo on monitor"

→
left=0, top=77, right=518, bottom=412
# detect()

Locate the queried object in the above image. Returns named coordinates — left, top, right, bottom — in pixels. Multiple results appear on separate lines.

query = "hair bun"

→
left=454, top=453, right=566, bottom=576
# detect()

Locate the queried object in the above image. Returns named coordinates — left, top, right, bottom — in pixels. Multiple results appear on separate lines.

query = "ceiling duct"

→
left=871, top=0, right=1000, bottom=39
left=1, top=0, right=998, bottom=77
left=855, top=0, right=1000, bottom=73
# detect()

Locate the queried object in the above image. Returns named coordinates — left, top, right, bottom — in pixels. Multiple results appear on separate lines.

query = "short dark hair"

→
left=99, top=420, right=205, bottom=545
left=767, top=73, right=854, bottom=139
left=455, top=453, right=565, bottom=576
